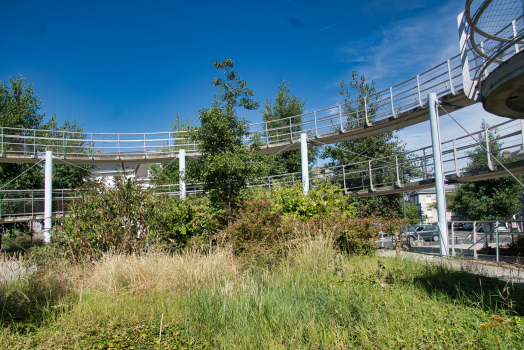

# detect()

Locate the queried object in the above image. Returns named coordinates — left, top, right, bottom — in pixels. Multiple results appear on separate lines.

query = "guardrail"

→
left=449, top=219, right=524, bottom=262
left=3, top=117, right=523, bottom=221
left=0, top=53, right=470, bottom=161
left=460, top=1, right=524, bottom=98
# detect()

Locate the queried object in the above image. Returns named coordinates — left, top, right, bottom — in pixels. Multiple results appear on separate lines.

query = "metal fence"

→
left=0, top=53, right=468, bottom=160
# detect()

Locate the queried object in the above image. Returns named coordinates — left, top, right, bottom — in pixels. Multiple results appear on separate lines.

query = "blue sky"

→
left=0, top=0, right=510, bottom=159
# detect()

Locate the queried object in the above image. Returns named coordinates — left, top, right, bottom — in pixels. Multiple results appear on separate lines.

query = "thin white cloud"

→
left=335, top=1, right=463, bottom=86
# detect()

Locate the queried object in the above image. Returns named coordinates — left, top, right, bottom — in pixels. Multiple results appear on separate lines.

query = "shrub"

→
left=156, top=196, right=222, bottom=248
left=223, top=199, right=295, bottom=266
left=253, top=181, right=355, bottom=220
left=52, top=179, right=163, bottom=259
left=332, top=216, right=379, bottom=255
left=225, top=198, right=378, bottom=266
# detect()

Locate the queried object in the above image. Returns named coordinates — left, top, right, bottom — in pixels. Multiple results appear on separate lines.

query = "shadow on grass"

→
left=410, top=266, right=524, bottom=315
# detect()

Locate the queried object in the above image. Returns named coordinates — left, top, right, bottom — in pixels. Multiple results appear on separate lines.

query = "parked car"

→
left=463, top=223, right=473, bottom=231
left=406, top=224, right=440, bottom=242
left=447, top=222, right=463, bottom=229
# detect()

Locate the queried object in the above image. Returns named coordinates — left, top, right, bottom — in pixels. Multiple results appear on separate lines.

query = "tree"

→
left=0, top=75, right=92, bottom=191
left=190, top=59, right=267, bottom=224
left=0, top=75, right=46, bottom=190
left=321, top=71, right=413, bottom=218
left=262, top=81, right=318, bottom=175
left=447, top=120, right=523, bottom=220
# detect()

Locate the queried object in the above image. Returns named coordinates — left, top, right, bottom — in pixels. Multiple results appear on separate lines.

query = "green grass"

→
left=1, top=239, right=524, bottom=349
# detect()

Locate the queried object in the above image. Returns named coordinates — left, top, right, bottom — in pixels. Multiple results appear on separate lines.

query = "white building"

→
left=91, top=163, right=150, bottom=187
left=407, top=185, right=460, bottom=223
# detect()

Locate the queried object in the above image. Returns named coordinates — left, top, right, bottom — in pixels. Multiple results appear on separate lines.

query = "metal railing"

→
left=460, top=1, right=524, bottom=98
left=3, top=117, right=523, bottom=220
left=0, top=54, right=469, bottom=160
left=449, top=219, right=524, bottom=262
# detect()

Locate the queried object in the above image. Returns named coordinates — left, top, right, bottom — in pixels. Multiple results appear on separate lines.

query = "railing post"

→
left=364, top=97, right=370, bottom=126
left=31, top=192, right=34, bottom=218
left=289, top=118, right=294, bottom=142
left=314, top=112, right=318, bottom=138
left=453, top=139, right=461, bottom=177
left=521, top=120, right=524, bottom=151
left=368, top=160, right=374, bottom=191
left=473, top=221, right=478, bottom=260
left=422, top=148, right=428, bottom=179
left=496, top=221, right=500, bottom=262
left=395, top=155, right=401, bottom=187
left=451, top=224, right=455, bottom=256
left=416, top=75, right=423, bottom=107
left=63, top=131, right=65, bottom=156
left=265, top=122, right=269, bottom=147
left=118, top=134, right=121, bottom=158
left=486, top=128, right=494, bottom=170
left=390, top=87, right=396, bottom=118
left=513, top=20, right=520, bottom=53
left=61, top=189, right=64, bottom=216
left=338, top=105, right=344, bottom=132
left=447, top=59, right=455, bottom=95
left=144, top=134, right=146, bottom=156
left=342, top=165, right=347, bottom=194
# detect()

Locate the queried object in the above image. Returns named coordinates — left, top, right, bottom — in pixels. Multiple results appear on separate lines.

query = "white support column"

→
left=179, top=149, right=186, bottom=200
left=44, top=151, right=53, bottom=243
left=301, top=133, right=309, bottom=195
left=428, top=93, right=449, bottom=256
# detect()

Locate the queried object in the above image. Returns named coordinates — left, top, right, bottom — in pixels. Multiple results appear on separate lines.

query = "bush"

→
left=156, top=196, right=222, bottom=248
left=225, top=198, right=378, bottom=266
left=224, top=199, right=295, bottom=266
left=52, top=179, right=163, bottom=259
left=332, top=216, right=379, bottom=255
left=253, top=181, right=355, bottom=220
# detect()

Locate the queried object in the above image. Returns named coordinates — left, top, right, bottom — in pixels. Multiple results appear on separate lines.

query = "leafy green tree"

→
left=448, top=121, right=523, bottom=220
left=322, top=71, right=413, bottom=218
left=0, top=75, right=92, bottom=191
left=190, top=59, right=267, bottom=223
left=405, top=202, right=421, bottom=226
left=262, top=81, right=317, bottom=175
left=0, top=75, right=46, bottom=190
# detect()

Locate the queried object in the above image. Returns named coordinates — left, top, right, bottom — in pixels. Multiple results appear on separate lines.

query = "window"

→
left=427, top=209, right=433, bottom=217
left=426, top=195, right=432, bottom=204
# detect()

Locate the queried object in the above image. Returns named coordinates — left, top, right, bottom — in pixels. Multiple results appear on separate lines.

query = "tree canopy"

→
left=447, top=121, right=523, bottom=220
left=321, top=71, right=411, bottom=218
left=262, top=81, right=317, bottom=175
left=0, top=75, right=91, bottom=191
left=189, top=59, right=267, bottom=223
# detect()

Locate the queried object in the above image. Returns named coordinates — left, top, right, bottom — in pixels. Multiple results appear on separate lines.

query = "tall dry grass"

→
left=79, top=247, right=242, bottom=295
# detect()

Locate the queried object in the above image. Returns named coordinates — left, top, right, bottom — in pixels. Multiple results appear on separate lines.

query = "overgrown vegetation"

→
left=2, top=237, right=524, bottom=349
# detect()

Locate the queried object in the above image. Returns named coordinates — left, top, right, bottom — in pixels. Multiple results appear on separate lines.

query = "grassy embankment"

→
left=1, top=237, right=524, bottom=349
